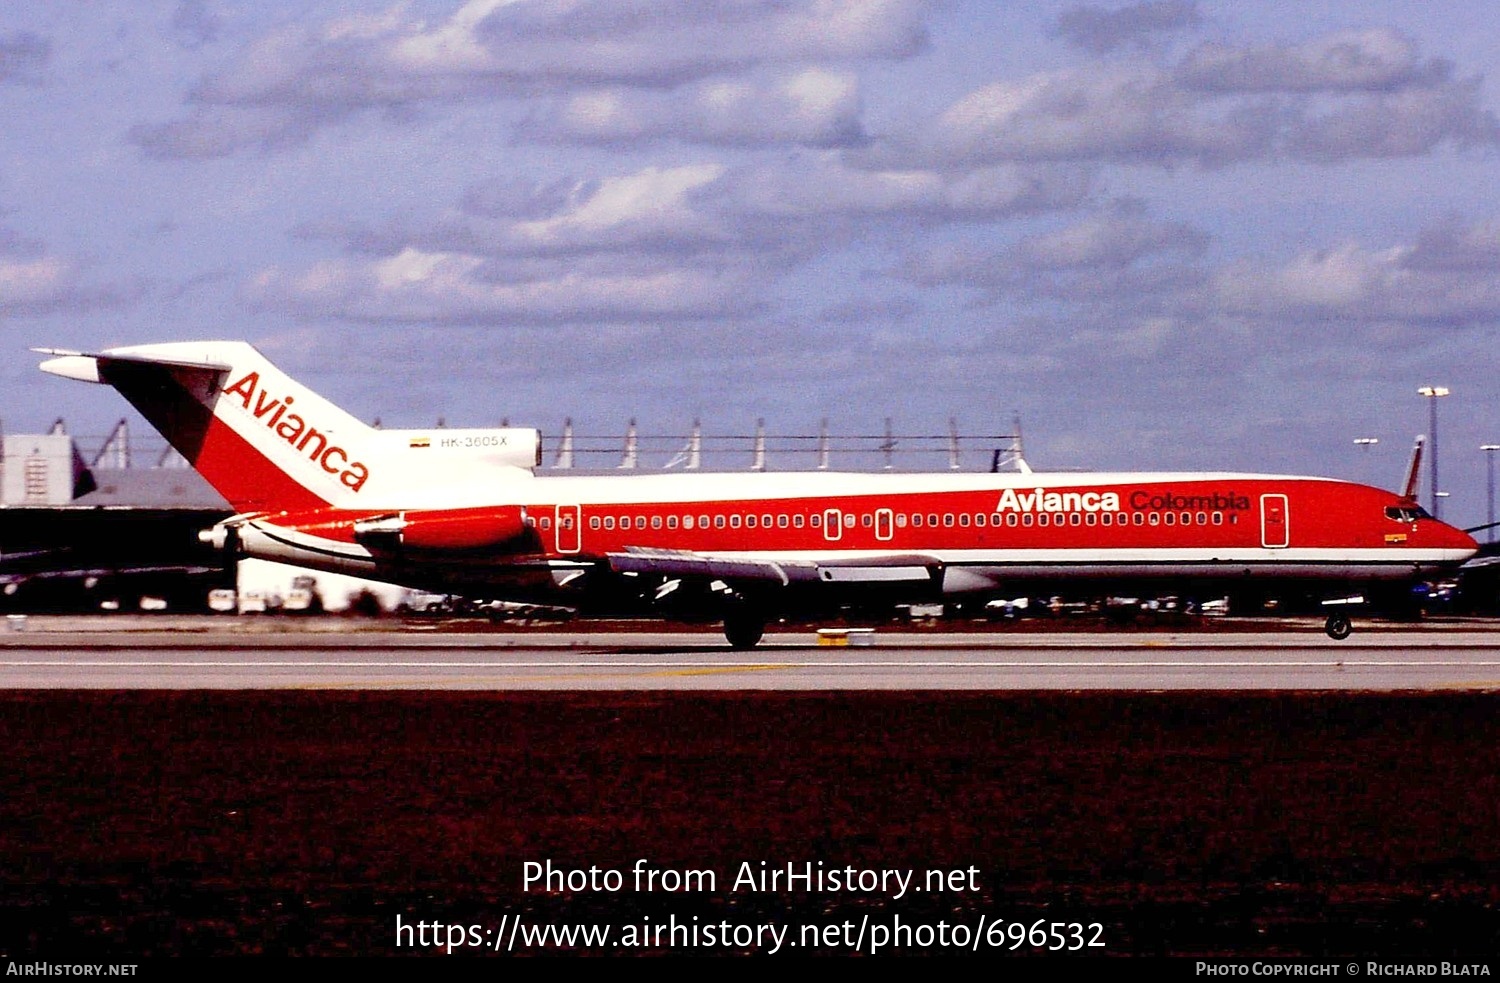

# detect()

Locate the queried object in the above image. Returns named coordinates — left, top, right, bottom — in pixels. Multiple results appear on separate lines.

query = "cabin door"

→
left=555, top=504, right=581, bottom=553
left=1260, top=494, right=1289, bottom=548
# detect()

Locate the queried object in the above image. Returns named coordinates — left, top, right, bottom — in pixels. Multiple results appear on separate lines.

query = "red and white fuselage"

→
left=38, top=341, right=1478, bottom=643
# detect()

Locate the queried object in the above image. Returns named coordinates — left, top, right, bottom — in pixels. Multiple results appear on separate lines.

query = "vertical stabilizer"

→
left=1400, top=436, right=1425, bottom=501
left=39, top=342, right=375, bottom=513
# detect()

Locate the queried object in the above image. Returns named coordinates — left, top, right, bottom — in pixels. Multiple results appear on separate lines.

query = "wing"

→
left=607, top=546, right=941, bottom=586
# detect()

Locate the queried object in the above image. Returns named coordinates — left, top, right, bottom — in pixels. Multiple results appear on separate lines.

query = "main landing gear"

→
left=723, top=609, right=766, bottom=650
left=1324, top=613, right=1353, bottom=640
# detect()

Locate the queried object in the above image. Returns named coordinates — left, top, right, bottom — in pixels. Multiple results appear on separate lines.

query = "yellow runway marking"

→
left=646, top=664, right=791, bottom=678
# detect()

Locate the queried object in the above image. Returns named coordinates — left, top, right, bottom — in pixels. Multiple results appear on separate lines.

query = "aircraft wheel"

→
left=1324, top=613, right=1353, bottom=640
left=724, top=611, right=765, bottom=650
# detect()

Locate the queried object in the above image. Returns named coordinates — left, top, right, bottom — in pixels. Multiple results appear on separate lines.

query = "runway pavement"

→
left=3, top=615, right=1500, bottom=689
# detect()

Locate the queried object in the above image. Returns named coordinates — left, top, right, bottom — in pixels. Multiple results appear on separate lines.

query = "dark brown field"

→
left=1, top=692, right=1498, bottom=957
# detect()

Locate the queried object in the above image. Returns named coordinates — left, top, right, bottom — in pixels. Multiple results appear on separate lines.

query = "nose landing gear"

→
left=1324, top=613, right=1353, bottom=640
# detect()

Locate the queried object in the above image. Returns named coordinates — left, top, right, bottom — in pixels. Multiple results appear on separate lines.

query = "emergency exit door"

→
left=1260, top=494, right=1289, bottom=548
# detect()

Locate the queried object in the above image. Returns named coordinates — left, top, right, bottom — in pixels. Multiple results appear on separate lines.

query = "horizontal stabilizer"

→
left=34, top=347, right=232, bottom=383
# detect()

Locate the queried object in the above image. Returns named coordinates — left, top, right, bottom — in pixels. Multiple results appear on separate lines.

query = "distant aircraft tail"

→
left=1400, top=436, right=1425, bottom=502
left=37, top=341, right=541, bottom=514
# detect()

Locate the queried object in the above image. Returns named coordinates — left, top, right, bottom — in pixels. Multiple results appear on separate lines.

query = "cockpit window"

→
left=1385, top=505, right=1431, bottom=523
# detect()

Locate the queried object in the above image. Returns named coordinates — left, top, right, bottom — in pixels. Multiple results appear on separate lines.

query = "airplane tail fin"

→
left=38, top=341, right=543, bottom=514
left=1400, top=435, right=1425, bottom=502
left=37, top=342, right=375, bottom=513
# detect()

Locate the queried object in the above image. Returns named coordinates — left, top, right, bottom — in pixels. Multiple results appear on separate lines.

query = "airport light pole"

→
left=1484, top=444, right=1500, bottom=543
left=1353, top=437, right=1378, bottom=487
left=1418, top=386, right=1450, bottom=520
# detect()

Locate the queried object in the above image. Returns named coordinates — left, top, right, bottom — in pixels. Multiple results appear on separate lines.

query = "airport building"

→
left=0, top=420, right=233, bottom=612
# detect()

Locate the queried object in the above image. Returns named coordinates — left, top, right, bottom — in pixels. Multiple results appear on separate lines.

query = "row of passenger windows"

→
left=535, top=510, right=1240, bottom=532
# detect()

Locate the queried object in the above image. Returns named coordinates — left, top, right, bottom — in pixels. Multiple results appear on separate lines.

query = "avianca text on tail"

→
left=221, top=370, right=370, bottom=493
left=37, top=341, right=1478, bottom=645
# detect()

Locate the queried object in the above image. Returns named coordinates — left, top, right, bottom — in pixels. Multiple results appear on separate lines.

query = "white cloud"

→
left=133, top=0, right=931, bottom=157
left=1176, top=28, right=1442, bottom=93
left=246, top=245, right=760, bottom=324
left=879, top=27, right=1496, bottom=169
left=533, top=68, right=865, bottom=147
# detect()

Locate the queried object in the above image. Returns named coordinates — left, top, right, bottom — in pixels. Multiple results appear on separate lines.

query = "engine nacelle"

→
left=353, top=507, right=532, bottom=551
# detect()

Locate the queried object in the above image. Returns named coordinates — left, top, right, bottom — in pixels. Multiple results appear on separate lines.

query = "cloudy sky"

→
left=3, top=1, right=1499, bottom=524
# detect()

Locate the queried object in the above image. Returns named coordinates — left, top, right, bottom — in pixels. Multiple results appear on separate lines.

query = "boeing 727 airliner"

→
left=37, top=342, right=1477, bottom=645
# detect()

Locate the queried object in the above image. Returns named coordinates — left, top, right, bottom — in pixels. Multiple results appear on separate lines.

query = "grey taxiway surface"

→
left=3, top=615, right=1500, bottom=690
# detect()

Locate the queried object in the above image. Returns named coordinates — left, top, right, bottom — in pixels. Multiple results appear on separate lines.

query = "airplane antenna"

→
left=618, top=419, right=638, bottom=469
left=948, top=417, right=960, bottom=471
left=750, top=418, right=766, bottom=472
left=817, top=418, right=829, bottom=471
left=881, top=418, right=896, bottom=470
left=49, top=418, right=66, bottom=436
left=553, top=418, right=574, bottom=469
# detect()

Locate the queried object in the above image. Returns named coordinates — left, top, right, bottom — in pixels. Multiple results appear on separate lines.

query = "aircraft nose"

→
left=1447, top=523, right=1481, bottom=556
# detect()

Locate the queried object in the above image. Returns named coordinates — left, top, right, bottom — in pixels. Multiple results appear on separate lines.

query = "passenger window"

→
left=542, top=517, right=552, bottom=530
left=1007, top=514, right=1019, bottom=527
left=590, top=516, right=601, bottom=530
left=943, top=513, right=955, bottom=527
left=683, top=515, right=694, bottom=530
left=1038, top=514, right=1049, bottom=527
left=746, top=515, right=757, bottom=528
left=811, top=514, right=822, bottom=528
left=604, top=516, right=615, bottom=530
left=959, top=513, right=970, bottom=527
left=714, top=515, right=726, bottom=529
left=793, top=515, right=804, bottom=528
left=1211, top=512, right=1222, bottom=525
left=1086, top=513, right=1097, bottom=526
left=699, top=514, right=710, bottom=529
left=731, top=515, right=742, bottom=529
left=763, top=514, right=773, bottom=527
left=862, top=514, right=873, bottom=528
left=912, top=514, right=923, bottom=528
left=779, top=515, right=789, bottom=528
left=1196, top=512, right=1206, bottom=525
left=928, top=514, right=939, bottom=527
left=636, top=516, right=646, bottom=530
left=1070, top=513, right=1081, bottom=526
left=652, top=516, right=662, bottom=529
left=1164, top=513, right=1175, bottom=525
left=896, top=514, right=907, bottom=528
left=1101, top=513, right=1111, bottom=526
left=1149, top=513, right=1160, bottom=526
left=668, top=515, right=679, bottom=529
